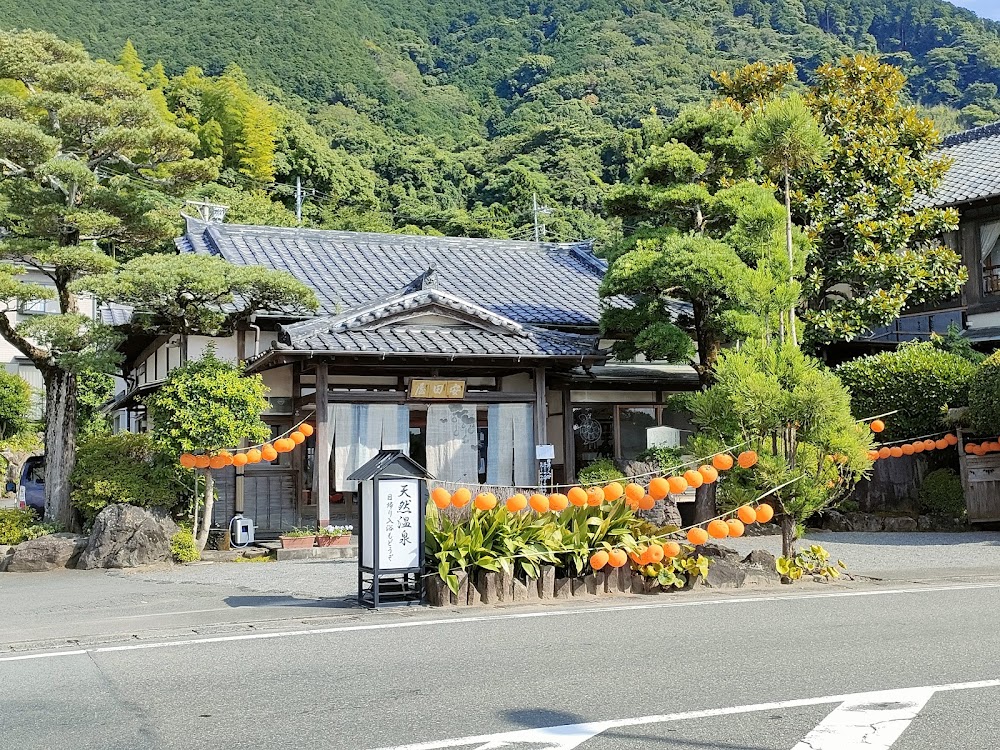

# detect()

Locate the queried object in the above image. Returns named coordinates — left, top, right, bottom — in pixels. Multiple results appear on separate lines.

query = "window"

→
left=20, top=298, right=53, bottom=315
left=574, top=403, right=692, bottom=466
left=980, top=220, right=1000, bottom=294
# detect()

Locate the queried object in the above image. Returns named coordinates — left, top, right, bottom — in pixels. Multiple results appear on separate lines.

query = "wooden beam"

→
left=562, top=387, right=575, bottom=484
left=314, top=362, right=331, bottom=528
left=534, top=367, right=547, bottom=446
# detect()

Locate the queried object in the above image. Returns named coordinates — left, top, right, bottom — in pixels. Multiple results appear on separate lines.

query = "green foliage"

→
left=76, top=370, right=115, bottom=438
left=0, top=370, right=31, bottom=440
left=145, top=348, right=270, bottom=454
left=170, top=528, right=200, bottom=562
left=636, top=444, right=684, bottom=473
left=576, top=459, right=625, bottom=486
left=968, top=350, right=1000, bottom=436
left=776, top=544, right=845, bottom=581
left=281, top=527, right=317, bottom=538
left=0, top=507, right=55, bottom=545
left=931, top=323, right=986, bottom=365
left=70, top=432, right=181, bottom=525
left=918, top=469, right=966, bottom=518
left=836, top=342, right=976, bottom=441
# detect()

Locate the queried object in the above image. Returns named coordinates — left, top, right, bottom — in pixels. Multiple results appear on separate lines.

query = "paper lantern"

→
left=737, top=450, right=758, bottom=469
left=298, top=423, right=314, bottom=437
left=209, top=454, right=227, bottom=470
left=648, top=477, right=670, bottom=500
left=474, top=493, right=497, bottom=511
left=624, top=483, right=645, bottom=503
left=261, top=444, right=278, bottom=462
left=683, top=469, right=704, bottom=489
left=451, top=488, right=472, bottom=508
left=755, top=503, right=775, bottom=523
left=698, top=465, right=719, bottom=484
left=726, top=519, right=745, bottom=538
left=566, top=487, right=586, bottom=506
left=529, top=493, right=550, bottom=513
left=548, top=493, right=569, bottom=511
left=889, top=446, right=903, bottom=458
left=912, top=441, right=925, bottom=453
left=215, top=450, right=233, bottom=466
left=935, top=438, right=949, bottom=450
left=607, top=549, right=628, bottom=568
left=646, top=544, right=665, bottom=563
left=870, top=419, right=885, bottom=433
left=193, top=455, right=211, bottom=469
left=945, top=434, right=958, bottom=446
left=712, top=453, right=734, bottom=471
left=432, top=487, right=452, bottom=509
left=232, top=453, right=248, bottom=467
left=707, top=519, right=730, bottom=539
left=589, top=550, right=609, bottom=571
left=666, top=476, right=688, bottom=495
left=603, top=482, right=624, bottom=501
left=877, top=447, right=891, bottom=459
left=638, top=494, right=655, bottom=511
left=867, top=449, right=879, bottom=461
left=662, top=541, right=681, bottom=559
left=922, top=439, right=936, bottom=451
left=246, top=448, right=262, bottom=464
left=687, top=527, right=709, bottom=546
left=989, top=442, right=1000, bottom=453
left=737, top=505, right=757, bottom=524
left=586, top=487, right=604, bottom=506
left=274, top=438, right=294, bottom=453
left=901, top=443, right=914, bottom=456
left=179, top=454, right=196, bottom=469
left=290, top=431, right=306, bottom=445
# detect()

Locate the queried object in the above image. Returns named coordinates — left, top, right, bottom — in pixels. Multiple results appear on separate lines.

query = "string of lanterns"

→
left=866, top=431, right=958, bottom=461
left=177, top=420, right=316, bottom=470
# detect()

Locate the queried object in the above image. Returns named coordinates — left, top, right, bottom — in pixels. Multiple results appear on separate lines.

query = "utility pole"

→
left=295, top=176, right=303, bottom=225
left=532, top=192, right=552, bottom=243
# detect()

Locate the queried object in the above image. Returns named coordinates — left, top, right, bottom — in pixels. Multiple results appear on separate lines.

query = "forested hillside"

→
left=4, top=0, right=1000, bottom=241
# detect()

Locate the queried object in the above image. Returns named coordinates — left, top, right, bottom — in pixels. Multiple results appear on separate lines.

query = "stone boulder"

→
left=882, top=516, right=919, bottom=533
left=699, top=543, right=741, bottom=562
left=0, top=544, right=12, bottom=572
left=823, top=509, right=853, bottom=532
left=739, top=549, right=781, bottom=585
left=6, top=533, right=88, bottom=572
left=846, top=512, right=884, bottom=532
left=77, top=505, right=179, bottom=570
left=703, top=558, right=746, bottom=589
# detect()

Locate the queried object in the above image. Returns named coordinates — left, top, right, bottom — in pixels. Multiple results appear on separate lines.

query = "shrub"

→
left=0, top=508, right=54, bottom=545
left=918, top=469, right=965, bottom=518
left=577, top=459, right=624, bottom=485
left=637, top=444, right=683, bottom=472
left=170, top=529, right=200, bottom=563
left=969, top=350, right=1000, bottom=435
left=71, top=433, right=181, bottom=525
left=836, top=342, right=975, bottom=441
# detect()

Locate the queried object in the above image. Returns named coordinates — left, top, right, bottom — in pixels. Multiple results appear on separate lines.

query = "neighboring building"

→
left=109, top=215, right=699, bottom=534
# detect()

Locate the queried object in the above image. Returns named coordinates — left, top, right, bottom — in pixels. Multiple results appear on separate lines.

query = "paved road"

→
left=3, top=576, right=1000, bottom=749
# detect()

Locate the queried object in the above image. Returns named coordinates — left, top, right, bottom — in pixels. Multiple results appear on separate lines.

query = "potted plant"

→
left=279, top=527, right=316, bottom=549
left=316, top=524, right=353, bottom=547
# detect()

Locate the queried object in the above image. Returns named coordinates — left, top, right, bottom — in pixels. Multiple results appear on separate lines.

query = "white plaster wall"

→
left=501, top=372, right=533, bottom=392
left=261, top=365, right=293, bottom=398
left=969, top=311, right=1000, bottom=329
left=571, top=390, right=656, bottom=403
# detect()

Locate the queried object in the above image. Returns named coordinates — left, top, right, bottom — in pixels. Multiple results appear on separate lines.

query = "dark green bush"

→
left=918, top=469, right=965, bottom=518
left=71, top=433, right=181, bottom=525
left=836, top=342, right=975, bottom=441
left=577, top=459, right=624, bottom=485
left=0, top=508, right=53, bottom=545
left=969, top=350, right=1000, bottom=436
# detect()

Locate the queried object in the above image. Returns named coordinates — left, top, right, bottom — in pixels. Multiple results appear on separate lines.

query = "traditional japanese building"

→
left=109, top=214, right=698, bottom=534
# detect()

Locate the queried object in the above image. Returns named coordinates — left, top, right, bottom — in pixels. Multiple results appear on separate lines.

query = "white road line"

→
left=1, top=581, right=998, bottom=664
left=790, top=687, right=935, bottom=750
left=368, top=681, right=1000, bottom=750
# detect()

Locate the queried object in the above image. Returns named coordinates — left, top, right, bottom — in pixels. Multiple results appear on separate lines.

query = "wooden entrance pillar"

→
left=314, top=362, right=331, bottom=528
left=533, top=367, right=547, bottom=445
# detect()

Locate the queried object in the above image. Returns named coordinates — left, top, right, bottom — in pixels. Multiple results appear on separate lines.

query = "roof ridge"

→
left=942, top=119, right=1000, bottom=148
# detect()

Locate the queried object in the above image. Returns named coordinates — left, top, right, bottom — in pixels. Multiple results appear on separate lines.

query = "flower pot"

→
left=280, top=535, right=315, bottom=549
left=316, top=535, right=350, bottom=547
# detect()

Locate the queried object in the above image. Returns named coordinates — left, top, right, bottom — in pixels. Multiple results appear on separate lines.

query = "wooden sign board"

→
left=409, top=379, right=466, bottom=400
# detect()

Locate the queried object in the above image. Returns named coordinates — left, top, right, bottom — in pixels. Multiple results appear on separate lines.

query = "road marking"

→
left=790, top=687, right=935, bottom=750
left=368, top=681, right=1000, bottom=750
left=1, top=582, right=998, bottom=663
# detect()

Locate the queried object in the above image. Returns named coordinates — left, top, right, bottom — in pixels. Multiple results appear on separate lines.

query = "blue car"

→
left=18, top=456, right=44, bottom=517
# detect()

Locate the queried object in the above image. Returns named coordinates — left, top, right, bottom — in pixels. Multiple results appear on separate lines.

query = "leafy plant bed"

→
left=280, top=535, right=316, bottom=549
left=316, top=535, right=351, bottom=547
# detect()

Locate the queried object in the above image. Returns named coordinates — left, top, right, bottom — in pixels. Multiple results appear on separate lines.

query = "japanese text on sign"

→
left=376, top=479, right=420, bottom=568
left=409, top=379, right=466, bottom=400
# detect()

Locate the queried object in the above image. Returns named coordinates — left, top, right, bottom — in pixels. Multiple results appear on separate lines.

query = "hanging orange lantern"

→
left=683, top=469, right=704, bottom=489
left=712, top=453, right=734, bottom=471
left=726, top=519, right=745, bottom=538
left=246, top=448, right=262, bottom=464
left=193, top=455, right=211, bottom=469
left=922, top=439, right=936, bottom=451
left=603, top=482, right=624, bottom=501
left=607, top=549, right=628, bottom=568
left=529, top=493, right=550, bottom=513
left=232, top=453, right=248, bottom=468
left=912, top=441, right=926, bottom=453
left=878, top=447, right=891, bottom=459
left=474, top=493, right=497, bottom=511
left=209, top=454, right=227, bottom=470
left=567, top=487, right=588, bottom=506
left=867, top=449, right=879, bottom=461
left=870, top=419, right=885, bottom=433
left=586, top=487, right=604, bottom=506
left=755, top=503, right=775, bottom=523
left=549, top=493, right=569, bottom=511
left=698, top=465, right=719, bottom=484
left=687, top=527, right=709, bottom=546
left=624, top=483, right=645, bottom=503
left=989, top=441, right=1000, bottom=453
left=637, top=494, right=655, bottom=511
left=432, top=487, right=452, bottom=509
left=707, top=519, right=730, bottom=539
left=290, top=431, right=306, bottom=445
left=179, top=454, right=197, bottom=469
left=889, top=446, right=903, bottom=458
left=662, top=541, right=681, bottom=559
left=737, top=505, right=757, bottom=524
left=298, top=423, right=314, bottom=437
left=451, top=488, right=472, bottom=508
left=589, top=550, right=609, bottom=571
left=737, top=450, right=758, bottom=469
left=646, top=544, right=665, bottom=563
left=648, top=477, right=670, bottom=500
left=505, top=493, right=527, bottom=512
left=901, top=443, right=914, bottom=456
left=934, top=438, right=949, bottom=450
left=261, top=444, right=278, bottom=462
left=945, top=434, right=958, bottom=446
left=666, top=476, right=688, bottom=495
left=274, top=438, right=294, bottom=453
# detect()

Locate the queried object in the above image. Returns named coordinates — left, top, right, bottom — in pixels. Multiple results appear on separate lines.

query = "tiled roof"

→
left=924, top=121, right=1000, bottom=208
left=99, top=302, right=133, bottom=326
left=178, top=219, right=617, bottom=327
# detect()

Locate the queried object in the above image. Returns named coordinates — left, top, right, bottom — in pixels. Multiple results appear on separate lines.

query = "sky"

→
left=951, top=0, right=1000, bottom=20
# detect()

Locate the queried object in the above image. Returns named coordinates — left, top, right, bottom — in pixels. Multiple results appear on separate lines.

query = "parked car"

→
left=18, top=456, right=44, bottom=516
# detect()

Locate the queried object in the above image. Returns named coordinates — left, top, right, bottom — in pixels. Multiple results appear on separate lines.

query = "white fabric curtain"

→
left=425, top=404, right=479, bottom=484
left=486, top=403, right=535, bottom=487
left=330, top=403, right=409, bottom=492
left=980, top=221, right=1000, bottom=264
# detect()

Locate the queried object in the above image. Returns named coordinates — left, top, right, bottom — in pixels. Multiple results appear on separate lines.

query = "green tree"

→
left=200, top=66, right=278, bottom=183
left=117, top=39, right=145, bottom=82
left=0, top=30, right=216, bottom=527
left=0, top=370, right=32, bottom=440
left=146, top=350, right=270, bottom=551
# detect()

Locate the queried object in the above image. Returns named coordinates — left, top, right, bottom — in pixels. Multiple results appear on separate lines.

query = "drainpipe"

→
left=248, top=316, right=261, bottom=357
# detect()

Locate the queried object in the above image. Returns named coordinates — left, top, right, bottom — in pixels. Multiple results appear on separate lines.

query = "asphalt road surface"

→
left=2, top=578, right=999, bottom=749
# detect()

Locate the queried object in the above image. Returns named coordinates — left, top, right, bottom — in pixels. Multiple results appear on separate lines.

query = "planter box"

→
left=280, top=535, right=316, bottom=549
left=316, top=535, right=350, bottom=547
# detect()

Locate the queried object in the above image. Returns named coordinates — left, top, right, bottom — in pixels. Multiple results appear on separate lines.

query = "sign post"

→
left=349, top=450, right=432, bottom=609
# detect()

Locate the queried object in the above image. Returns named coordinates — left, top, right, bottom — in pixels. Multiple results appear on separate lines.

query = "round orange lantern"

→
left=451, top=488, right=472, bottom=508
left=274, top=438, right=294, bottom=453
left=505, top=493, right=527, bottom=512
left=912, top=441, right=926, bottom=453
left=193, top=455, right=211, bottom=469
left=989, top=442, right=1000, bottom=453
left=603, top=482, right=624, bottom=501
left=737, top=450, right=758, bottom=469
left=922, top=439, right=936, bottom=451
left=548, top=493, right=569, bottom=511
left=290, top=431, right=306, bottom=445
left=687, top=527, right=709, bottom=546
left=474, top=493, right=497, bottom=511
left=935, top=438, right=949, bottom=450
left=179, top=453, right=197, bottom=469
left=209, top=454, right=227, bottom=470
left=945, top=434, right=958, bottom=446
left=529, top=493, right=550, bottom=513
left=589, top=550, right=609, bottom=571
left=867, top=449, right=879, bottom=461
left=232, top=453, right=248, bottom=467
left=607, top=549, right=628, bottom=568
left=726, top=519, right=745, bottom=538
left=878, top=447, right=891, bottom=459
left=666, top=476, right=688, bottom=495
left=870, top=419, right=885, bottom=433
left=624, top=483, right=645, bottom=504
left=567, top=486, right=588, bottom=506
left=648, top=477, right=670, bottom=500
left=586, top=487, right=604, bottom=506
left=901, top=443, right=914, bottom=456
left=298, top=423, right=314, bottom=437
left=246, top=448, right=262, bottom=464
left=638, top=494, right=655, bottom=511
left=712, top=453, right=734, bottom=471
left=698, top=465, right=719, bottom=484
left=432, top=487, right=452, bottom=509
left=707, top=519, right=729, bottom=539
left=662, top=541, right=681, bottom=559
left=683, top=469, right=704, bottom=489
left=646, top=544, right=665, bottom=563
left=755, top=503, right=775, bottom=523
left=737, top=505, right=757, bottom=524
left=889, top=446, right=903, bottom=458
left=261, top=444, right=278, bottom=462
left=965, top=443, right=977, bottom=454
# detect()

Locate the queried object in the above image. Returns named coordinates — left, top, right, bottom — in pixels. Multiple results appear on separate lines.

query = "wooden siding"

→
left=212, top=467, right=298, bottom=533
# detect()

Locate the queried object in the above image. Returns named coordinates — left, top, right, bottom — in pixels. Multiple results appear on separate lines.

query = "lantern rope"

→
left=873, top=430, right=950, bottom=447
left=856, top=410, right=898, bottom=422
left=192, top=410, right=317, bottom=454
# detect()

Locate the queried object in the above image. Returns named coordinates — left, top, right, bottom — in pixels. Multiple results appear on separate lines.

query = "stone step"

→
left=275, top=544, right=358, bottom=561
